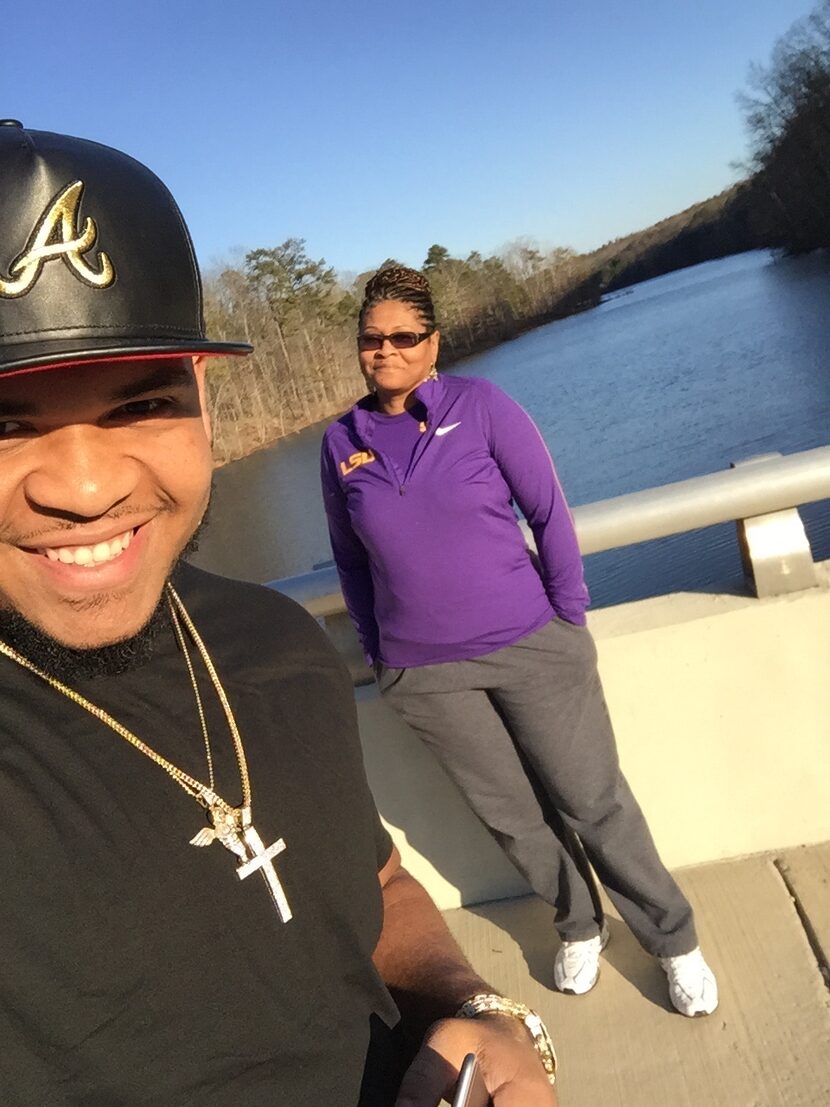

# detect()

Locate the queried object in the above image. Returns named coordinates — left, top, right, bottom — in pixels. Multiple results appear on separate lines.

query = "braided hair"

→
left=358, top=266, right=437, bottom=332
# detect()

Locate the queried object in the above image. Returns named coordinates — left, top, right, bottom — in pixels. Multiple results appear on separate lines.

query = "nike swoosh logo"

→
left=435, top=422, right=461, bottom=437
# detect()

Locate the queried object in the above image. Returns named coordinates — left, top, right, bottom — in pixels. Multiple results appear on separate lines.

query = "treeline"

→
left=740, top=0, right=830, bottom=252
left=203, top=189, right=757, bottom=464
left=203, top=237, right=616, bottom=463
left=204, top=243, right=361, bottom=462
left=204, top=1, right=829, bottom=465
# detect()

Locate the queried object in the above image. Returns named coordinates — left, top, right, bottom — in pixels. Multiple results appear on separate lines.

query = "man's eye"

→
left=114, top=397, right=174, bottom=418
left=0, top=420, right=27, bottom=438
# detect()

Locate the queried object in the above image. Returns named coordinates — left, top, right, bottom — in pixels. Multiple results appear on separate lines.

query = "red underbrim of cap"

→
left=0, top=346, right=252, bottom=379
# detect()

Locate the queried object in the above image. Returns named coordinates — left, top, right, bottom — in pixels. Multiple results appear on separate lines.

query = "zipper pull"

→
left=399, top=486, right=405, bottom=495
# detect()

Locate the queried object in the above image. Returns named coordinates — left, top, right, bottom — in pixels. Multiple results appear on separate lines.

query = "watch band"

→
left=455, top=993, right=558, bottom=1086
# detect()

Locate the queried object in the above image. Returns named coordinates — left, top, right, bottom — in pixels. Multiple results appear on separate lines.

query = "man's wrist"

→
left=455, top=993, right=558, bottom=1085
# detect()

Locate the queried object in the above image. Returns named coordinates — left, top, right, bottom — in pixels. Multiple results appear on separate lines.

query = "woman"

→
left=320, top=266, right=718, bottom=1017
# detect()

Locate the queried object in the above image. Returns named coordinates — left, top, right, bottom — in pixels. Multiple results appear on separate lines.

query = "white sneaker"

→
left=554, top=923, right=609, bottom=995
left=659, top=947, right=719, bottom=1016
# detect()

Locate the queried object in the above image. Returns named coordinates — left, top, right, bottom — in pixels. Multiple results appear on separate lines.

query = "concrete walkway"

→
left=443, top=842, right=830, bottom=1107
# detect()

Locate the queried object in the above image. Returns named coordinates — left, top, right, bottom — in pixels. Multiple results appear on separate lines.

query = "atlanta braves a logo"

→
left=0, top=180, right=115, bottom=299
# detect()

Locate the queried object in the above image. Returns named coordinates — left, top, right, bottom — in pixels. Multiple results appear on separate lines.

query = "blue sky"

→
left=4, top=0, right=814, bottom=277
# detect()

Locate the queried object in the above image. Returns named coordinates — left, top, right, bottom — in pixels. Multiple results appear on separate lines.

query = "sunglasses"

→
left=357, top=330, right=433, bottom=352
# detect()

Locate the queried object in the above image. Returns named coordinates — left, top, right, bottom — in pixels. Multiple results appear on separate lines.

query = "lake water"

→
left=194, top=249, right=830, bottom=609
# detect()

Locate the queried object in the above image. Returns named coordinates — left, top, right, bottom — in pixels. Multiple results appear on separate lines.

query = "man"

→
left=0, top=120, right=558, bottom=1105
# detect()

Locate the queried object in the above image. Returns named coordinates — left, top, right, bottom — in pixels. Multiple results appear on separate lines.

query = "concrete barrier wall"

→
left=355, top=561, right=830, bottom=910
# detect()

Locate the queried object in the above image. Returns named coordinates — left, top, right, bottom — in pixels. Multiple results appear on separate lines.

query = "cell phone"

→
left=451, top=1052, right=490, bottom=1107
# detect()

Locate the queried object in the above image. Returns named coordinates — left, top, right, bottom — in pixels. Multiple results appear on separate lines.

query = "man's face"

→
left=0, top=356, right=213, bottom=649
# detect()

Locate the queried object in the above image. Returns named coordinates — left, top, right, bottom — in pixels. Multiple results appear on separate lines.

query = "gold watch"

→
left=455, top=993, right=557, bottom=1086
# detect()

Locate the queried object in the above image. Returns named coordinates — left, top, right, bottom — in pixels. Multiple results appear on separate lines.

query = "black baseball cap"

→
left=0, top=120, right=252, bottom=376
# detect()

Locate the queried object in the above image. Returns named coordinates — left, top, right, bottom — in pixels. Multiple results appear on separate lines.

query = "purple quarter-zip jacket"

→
left=320, top=375, right=589, bottom=667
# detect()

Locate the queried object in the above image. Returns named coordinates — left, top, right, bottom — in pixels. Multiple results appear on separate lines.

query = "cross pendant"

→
left=236, top=823, right=293, bottom=923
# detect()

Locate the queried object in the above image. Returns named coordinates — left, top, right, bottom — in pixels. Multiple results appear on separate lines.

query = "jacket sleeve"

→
left=483, top=384, right=589, bottom=624
left=320, top=435, right=380, bottom=663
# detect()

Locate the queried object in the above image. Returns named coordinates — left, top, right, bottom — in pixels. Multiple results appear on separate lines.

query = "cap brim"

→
left=0, top=339, right=253, bottom=378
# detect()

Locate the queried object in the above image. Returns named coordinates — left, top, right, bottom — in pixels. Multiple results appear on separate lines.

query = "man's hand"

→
left=394, top=1013, right=558, bottom=1106
left=375, top=851, right=559, bottom=1105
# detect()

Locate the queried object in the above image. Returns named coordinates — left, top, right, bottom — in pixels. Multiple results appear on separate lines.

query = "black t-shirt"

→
left=0, top=564, right=399, bottom=1106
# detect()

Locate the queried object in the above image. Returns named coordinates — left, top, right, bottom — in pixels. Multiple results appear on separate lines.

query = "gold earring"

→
left=427, top=365, right=438, bottom=381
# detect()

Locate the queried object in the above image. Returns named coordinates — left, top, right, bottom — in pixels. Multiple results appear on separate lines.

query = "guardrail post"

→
left=731, top=454, right=818, bottom=597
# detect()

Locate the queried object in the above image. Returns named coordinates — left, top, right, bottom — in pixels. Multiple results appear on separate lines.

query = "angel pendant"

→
left=190, top=804, right=247, bottom=860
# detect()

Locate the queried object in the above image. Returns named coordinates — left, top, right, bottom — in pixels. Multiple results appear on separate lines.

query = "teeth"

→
left=38, top=529, right=135, bottom=568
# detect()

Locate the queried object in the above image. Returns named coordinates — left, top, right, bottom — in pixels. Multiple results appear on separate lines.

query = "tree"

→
left=740, top=0, right=830, bottom=250
left=245, top=238, right=336, bottom=332
left=423, top=244, right=452, bottom=270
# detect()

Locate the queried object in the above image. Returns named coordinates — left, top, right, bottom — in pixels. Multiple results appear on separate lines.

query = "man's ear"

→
left=192, top=355, right=212, bottom=441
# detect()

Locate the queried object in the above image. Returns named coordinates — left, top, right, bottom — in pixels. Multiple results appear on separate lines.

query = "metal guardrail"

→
left=566, top=446, right=830, bottom=555
left=268, top=445, right=830, bottom=616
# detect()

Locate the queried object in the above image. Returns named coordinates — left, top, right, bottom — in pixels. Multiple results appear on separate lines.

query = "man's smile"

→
left=34, top=526, right=135, bottom=566
left=18, top=522, right=151, bottom=593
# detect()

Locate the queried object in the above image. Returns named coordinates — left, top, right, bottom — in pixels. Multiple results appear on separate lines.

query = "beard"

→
left=0, top=503, right=210, bottom=682
left=0, top=597, right=171, bottom=681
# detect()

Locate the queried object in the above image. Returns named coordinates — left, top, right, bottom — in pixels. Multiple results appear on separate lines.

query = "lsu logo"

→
left=0, top=180, right=115, bottom=299
left=340, top=450, right=376, bottom=476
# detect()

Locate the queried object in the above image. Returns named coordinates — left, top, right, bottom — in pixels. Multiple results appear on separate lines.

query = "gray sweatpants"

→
left=378, top=618, right=697, bottom=956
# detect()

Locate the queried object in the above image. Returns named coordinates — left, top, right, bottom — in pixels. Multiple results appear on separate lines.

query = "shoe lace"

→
left=664, top=948, right=705, bottom=989
left=561, top=934, right=600, bottom=969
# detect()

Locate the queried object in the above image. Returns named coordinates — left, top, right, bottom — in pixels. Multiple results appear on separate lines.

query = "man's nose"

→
left=23, top=424, right=142, bottom=520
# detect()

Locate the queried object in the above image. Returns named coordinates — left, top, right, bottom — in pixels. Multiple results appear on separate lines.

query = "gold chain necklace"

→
left=0, top=584, right=292, bottom=923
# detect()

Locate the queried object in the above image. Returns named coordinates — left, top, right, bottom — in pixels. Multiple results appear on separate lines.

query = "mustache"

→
left=1, top=503, right=174, bottom=546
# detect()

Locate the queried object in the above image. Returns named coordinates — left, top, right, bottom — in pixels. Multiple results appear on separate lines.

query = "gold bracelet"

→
left=455, top=993, right=557, bottom=1086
